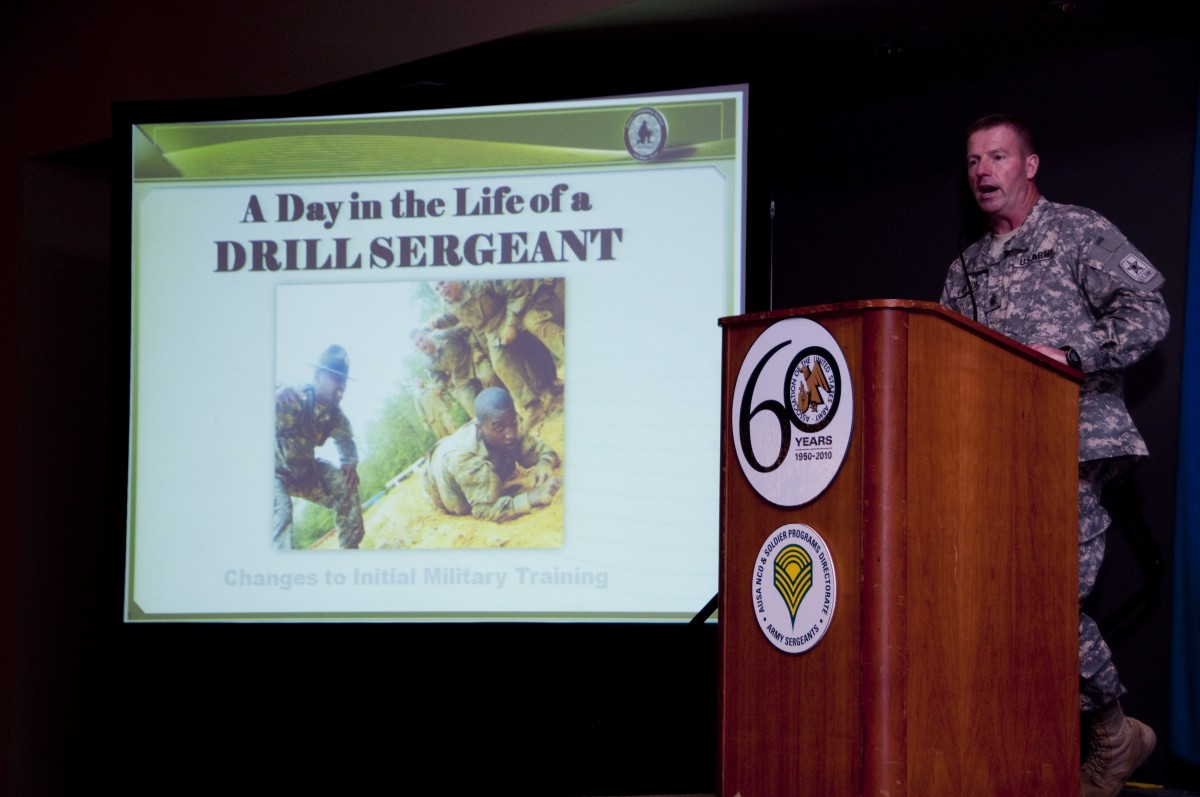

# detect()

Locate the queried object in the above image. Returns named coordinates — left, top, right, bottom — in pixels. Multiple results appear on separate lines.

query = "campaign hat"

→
left=312, top=344, right=352, bottom=380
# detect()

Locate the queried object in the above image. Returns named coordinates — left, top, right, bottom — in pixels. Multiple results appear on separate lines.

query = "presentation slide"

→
left=125, top=87, right=746, bottom=621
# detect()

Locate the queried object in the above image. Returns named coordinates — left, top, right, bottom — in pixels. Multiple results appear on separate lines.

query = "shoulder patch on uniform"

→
left=1118, top=251, right=1158, bottom=284
left=1093, top=235, right=1164, bottom=290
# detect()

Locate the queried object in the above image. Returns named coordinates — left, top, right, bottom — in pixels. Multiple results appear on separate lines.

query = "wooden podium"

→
left=718, top=300, right=1081, bottom=797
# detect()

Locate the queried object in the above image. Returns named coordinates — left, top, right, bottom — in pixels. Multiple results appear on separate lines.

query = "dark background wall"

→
left=9, top=2, right=1199, bottom=794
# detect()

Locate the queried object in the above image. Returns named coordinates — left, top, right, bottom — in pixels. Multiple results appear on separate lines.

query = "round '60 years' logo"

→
left=732, top=318, right=853, bottom=507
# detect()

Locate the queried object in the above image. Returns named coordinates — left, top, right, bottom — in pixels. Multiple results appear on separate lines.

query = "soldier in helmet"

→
left=940, top=113, right=1168, bottom=797
left=273, top=344, right=364, bottom=549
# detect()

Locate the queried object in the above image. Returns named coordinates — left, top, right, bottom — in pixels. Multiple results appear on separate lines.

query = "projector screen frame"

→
left=115, top=75, right=764, bottom=624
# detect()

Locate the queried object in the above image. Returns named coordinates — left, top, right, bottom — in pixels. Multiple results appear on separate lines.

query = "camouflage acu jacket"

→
left=275, top=384, right=358, bottom=485
left=941, top=197, right=1169, bottom=462
left=425, top=419, right=560, bottom=522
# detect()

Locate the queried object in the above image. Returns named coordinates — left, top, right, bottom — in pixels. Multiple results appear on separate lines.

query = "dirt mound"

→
left=326, top=402, right=564, bottom=549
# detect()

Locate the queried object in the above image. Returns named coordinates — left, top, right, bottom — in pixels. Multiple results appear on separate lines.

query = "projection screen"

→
left=124, top=85, right=747, bottom=621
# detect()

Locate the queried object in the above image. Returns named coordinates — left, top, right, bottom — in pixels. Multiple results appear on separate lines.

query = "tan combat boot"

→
left=1081, top=700, right=1156, bottom=797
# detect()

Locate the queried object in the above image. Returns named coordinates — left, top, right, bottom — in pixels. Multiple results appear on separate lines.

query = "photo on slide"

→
left=273, top=278, right=565, bottom=551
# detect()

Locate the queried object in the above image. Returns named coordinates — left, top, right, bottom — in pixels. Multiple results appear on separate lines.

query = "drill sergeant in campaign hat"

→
left=273, top=344, right=365, bottom=549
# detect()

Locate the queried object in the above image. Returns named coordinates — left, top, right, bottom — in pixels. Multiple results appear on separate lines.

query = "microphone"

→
left=769, top=200, right=776, bottom=310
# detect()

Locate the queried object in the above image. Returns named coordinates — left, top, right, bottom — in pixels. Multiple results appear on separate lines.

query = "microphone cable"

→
left=956, top=224, right=980, bottom=323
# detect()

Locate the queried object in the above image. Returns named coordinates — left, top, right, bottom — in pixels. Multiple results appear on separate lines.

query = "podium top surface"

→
left=719, top=298, right=1081, bottom=381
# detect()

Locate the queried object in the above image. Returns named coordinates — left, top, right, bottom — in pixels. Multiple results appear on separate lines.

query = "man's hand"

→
left=277, top=386, right=302, bottom=412
left=532, top=460, right=557, bottom=486
left=342, top=464, right=360, bottom=494
left=1030, top=343, right=1069, bottom=366
left=529, top=476, right=562, bottom=508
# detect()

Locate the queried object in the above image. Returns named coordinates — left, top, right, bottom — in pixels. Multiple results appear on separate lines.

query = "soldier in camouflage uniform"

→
left=411, top=325, right=492, bottom=420
left=500, top=278, right=565, bottom=381
left=940, top=114, right=1167, bottom=797
left=412, top=377, right=456, bottom=440
left=423, top=387, right=561, bottom=523
left=430, top=279, right=545, bottom=425
left=273, top=345, right=364, bottom=549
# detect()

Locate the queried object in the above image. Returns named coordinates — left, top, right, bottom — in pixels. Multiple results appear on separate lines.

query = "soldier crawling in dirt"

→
left=423, top=387, right=561, bottom=522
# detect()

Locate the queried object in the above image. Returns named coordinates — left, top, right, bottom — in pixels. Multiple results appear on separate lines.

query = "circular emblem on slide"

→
left=624, top=107, right=668, bottom=161
left=731, top=317, right=854, bottom=507
left=752, top=524, right=837, bottom=654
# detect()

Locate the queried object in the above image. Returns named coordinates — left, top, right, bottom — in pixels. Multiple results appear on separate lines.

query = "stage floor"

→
left=595, top=788, right=1198, bottom=797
